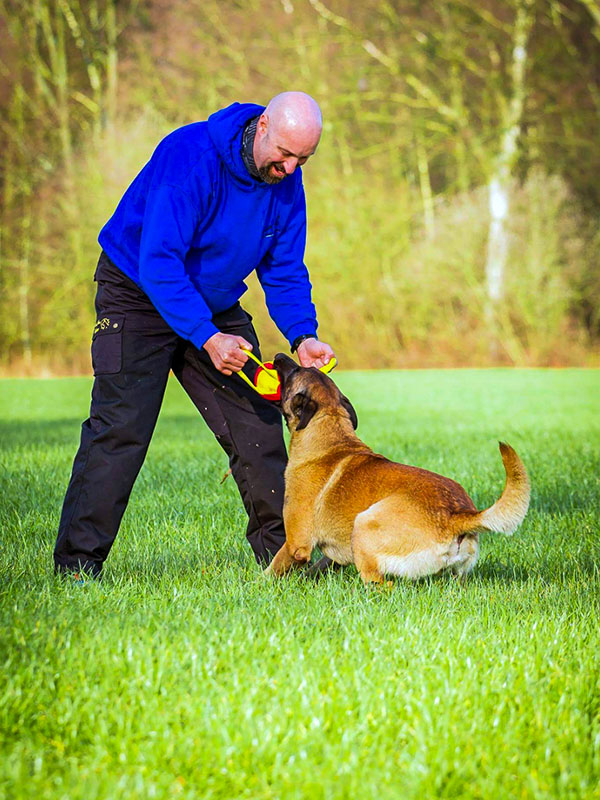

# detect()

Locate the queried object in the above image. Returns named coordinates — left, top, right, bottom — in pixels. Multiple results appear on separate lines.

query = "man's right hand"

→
left=203, top=332, right=252, bottom=375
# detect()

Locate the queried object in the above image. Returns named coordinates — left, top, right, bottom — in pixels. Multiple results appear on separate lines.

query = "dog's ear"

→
left=341, top=394, right=358, bottom=429
left=291, top=392, right=318, bottom=431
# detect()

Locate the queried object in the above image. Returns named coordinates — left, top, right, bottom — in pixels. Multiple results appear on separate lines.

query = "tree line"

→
left=0, top=0, right=599, bottom=371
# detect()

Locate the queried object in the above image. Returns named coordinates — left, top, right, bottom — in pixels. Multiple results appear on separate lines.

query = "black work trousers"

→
left=54, top=252, right=287, bottom=576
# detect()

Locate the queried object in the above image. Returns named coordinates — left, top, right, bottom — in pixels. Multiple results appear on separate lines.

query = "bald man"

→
left=54, top=93, right=335, bottom=579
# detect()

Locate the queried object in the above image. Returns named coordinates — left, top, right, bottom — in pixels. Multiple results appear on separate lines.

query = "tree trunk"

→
left=105, top=0, right=118, bottom=131
left=415, top=129, right=435, bottom=240
left=10, top=84, right=33, bottom=366
left=485, top=0, right=535, bottom=354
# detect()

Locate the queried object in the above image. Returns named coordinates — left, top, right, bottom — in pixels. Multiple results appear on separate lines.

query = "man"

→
left=54, top=91, right=335, bottom=578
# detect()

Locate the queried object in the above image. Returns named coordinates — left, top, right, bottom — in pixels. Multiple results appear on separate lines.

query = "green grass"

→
left=1, top=369, right=599, bottom=800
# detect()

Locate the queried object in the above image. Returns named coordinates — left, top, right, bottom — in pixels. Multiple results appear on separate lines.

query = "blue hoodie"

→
left=98, top=103, right=318, bottom=349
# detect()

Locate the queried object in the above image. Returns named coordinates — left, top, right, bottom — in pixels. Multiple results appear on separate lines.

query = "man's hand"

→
left=297, top=337, right=335, bottom=369
left=204, top=332, right=252, bottom=375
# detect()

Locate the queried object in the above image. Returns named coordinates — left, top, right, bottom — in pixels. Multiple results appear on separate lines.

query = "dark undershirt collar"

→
left=241, top=116, right=262, bottom=181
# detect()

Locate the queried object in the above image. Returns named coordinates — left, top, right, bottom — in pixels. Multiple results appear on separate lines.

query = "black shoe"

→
left=305, top=555, right=343, bottom=580
left=55, top=561, right=102, bottom=582
left=55, top=569, right=96, bottom=587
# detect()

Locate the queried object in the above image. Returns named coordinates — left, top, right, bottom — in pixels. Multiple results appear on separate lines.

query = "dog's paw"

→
left=364, top=578, right=394, bottom=591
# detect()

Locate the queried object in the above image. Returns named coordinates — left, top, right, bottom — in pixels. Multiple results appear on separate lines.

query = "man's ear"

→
left=341, top=394, right=358, bottom=429
left=291, top=392, right=318, bottom=431
left=258, top=112, right=268, bottom=134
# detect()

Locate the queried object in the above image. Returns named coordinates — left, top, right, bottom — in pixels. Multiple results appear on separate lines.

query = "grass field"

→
left=1, top=369, right=599, bottom=800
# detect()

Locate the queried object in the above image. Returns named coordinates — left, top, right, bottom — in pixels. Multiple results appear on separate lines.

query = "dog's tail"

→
left=452, top=442, right=530, bottom=535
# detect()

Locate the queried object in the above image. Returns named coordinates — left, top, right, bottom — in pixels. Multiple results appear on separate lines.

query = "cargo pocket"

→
left=91, top=313, right=125, bottom=375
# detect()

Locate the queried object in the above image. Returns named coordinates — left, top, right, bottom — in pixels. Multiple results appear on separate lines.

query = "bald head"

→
left=253, top=92, right=323, bottom=184
left=265, top=91, right=322, bottom=144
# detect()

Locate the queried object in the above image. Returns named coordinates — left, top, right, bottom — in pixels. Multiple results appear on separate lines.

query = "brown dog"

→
left=265, top=354, right=530, bottom=584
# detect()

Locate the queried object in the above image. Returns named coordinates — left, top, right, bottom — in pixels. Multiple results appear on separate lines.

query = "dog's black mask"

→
left=273, top=352, right=358, bottom=431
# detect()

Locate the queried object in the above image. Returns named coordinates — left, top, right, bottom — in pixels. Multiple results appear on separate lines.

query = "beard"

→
left=259, top=162, right=287, bottom=184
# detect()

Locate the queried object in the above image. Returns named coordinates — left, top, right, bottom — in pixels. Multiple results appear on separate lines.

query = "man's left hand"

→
left=297, top=337, right=336, bottom=369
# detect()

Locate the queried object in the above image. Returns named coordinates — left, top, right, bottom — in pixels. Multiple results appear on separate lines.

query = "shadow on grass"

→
left=407, top=556, right=600, bottom=586
left=470, top=560, right=532, bottom=583
left=93, top=551, right=600, bottom=590
left=321, top=555, right=599, bottom=590
left=37, top=549, right=599, bottom=596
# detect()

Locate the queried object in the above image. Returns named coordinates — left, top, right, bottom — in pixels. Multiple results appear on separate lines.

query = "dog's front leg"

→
left=264, top=540, right=312, bottom=576
left=264, top=507, right=314, bottom=577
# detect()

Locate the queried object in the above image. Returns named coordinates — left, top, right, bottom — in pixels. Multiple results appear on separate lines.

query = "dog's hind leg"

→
left=352, top=500, right=450, bottom=584
left=450, top=534, right=480, bottom=581
left=352, top=512, right=386, bottom=585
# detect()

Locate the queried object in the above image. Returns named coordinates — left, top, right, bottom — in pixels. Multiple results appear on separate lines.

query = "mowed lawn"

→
left=1, top=369, right=599, bottom=800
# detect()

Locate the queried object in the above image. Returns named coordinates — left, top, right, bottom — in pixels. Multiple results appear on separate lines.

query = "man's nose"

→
left=283, top=157, right=299, bottom=174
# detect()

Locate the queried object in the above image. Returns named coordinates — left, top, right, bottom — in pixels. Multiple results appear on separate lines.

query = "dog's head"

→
left=273, top=353, right=358, bottom=434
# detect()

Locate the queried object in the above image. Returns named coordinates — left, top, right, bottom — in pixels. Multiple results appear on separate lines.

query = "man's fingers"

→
left=206, top=333, right=255, bottom=374
left=222, top=344, right=249, bottom=367
left=231, top=339, right=251, bottom=365
left=236, top=336, right=253, bottom=351
left=228, top=351, right=248, bottom=366
left=226, top=361, right=246, bottom=372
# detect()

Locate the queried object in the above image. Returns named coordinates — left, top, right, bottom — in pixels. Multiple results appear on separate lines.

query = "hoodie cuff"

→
left=286, top=321, right=318, bottom=349
left=189, top=319, right=220, bottom=350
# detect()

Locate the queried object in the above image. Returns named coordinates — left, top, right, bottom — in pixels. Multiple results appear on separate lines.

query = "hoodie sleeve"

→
left=138, top=183, right=219, bottom=349
left=256, top=181, right=318, bottom=347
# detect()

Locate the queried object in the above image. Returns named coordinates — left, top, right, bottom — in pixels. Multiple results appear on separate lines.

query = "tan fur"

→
left=265, top=355, right=531, bottom=585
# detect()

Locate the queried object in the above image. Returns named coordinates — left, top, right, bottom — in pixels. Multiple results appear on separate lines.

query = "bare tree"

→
left=485, top=0, right=535, bottom=324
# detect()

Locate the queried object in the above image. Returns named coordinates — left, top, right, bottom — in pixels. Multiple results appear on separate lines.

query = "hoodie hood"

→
left=207, top=102, right=266, bottom=189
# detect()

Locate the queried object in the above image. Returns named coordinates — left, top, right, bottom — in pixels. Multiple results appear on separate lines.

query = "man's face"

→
left=253, top=115, right=320, bottom=184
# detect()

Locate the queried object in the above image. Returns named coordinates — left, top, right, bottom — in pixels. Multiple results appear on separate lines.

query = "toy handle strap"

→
left=320, top=356, right=337, bottom=374
left=237, top=369, right=258, bottom=391
left=240, top=346, right=337, bottom=376
left=240, top=347, right=263, bottom=368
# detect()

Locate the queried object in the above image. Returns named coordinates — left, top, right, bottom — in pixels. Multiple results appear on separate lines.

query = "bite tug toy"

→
left=237, top=348, right=336, bottom=401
